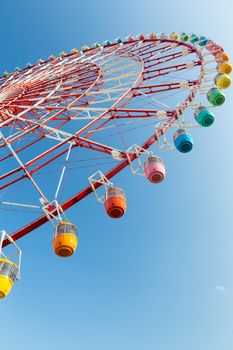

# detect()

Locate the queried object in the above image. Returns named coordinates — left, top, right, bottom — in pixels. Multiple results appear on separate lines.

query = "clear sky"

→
left=1, top=1, right=233, bottom=350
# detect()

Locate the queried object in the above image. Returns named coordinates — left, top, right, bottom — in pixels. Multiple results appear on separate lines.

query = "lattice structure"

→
left=0, top=33, right=231, bottom=280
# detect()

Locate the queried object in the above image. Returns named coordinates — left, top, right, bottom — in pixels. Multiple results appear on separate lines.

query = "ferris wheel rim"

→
left=1, top=35, right=210, bottom=246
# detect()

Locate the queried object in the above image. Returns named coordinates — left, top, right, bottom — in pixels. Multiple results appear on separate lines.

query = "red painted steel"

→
left=0, top=38, right=204, bottom=247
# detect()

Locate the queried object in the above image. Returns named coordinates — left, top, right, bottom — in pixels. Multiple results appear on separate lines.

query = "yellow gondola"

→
left=170, top=32, right=179, bottom=40
left=215, top=73, right=231, bottom=89
left=0, top=230, right=21, bottom=299
left=71, top=48, right=79, bottom=54
left=0, top=259, right=19, bottom=299
left=217, top=61, right=232, bottom=75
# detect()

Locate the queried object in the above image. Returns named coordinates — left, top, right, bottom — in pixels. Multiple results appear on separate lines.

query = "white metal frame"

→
left=126, top=144, right=153, bottom=176
left=0, top=230, right=22, bottom=279
left=88, top=170, right=113, bottom=203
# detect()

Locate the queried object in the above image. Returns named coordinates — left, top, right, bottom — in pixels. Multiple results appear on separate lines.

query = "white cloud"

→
left=216, top=285, right=226, bottom=292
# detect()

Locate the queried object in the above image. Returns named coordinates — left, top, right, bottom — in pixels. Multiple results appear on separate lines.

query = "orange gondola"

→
left=53, top=222, right=78, bottom=257
left=104, top=186, right=127, bottom=219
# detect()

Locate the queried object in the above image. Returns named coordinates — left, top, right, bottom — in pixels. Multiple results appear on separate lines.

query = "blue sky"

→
left=1, top=1, right=233, bottom=349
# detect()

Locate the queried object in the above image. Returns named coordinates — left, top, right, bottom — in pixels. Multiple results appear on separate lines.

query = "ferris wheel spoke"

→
left=101, top=62, right=139, bottom=76
left=109, top=108, right=174, bottom=118
left=144, top=48, right=190, bottom=66
left=0, top=125, right=128, bottom=187
left=0, top=81, right=63, bottom=125
left=2, top=32, right=227, bottom=251
left=2, top=111, right=179, bottom=247
left=143, top=63, right=199, bottom=81
left=0, top=136, right=44, bottom=162
left=0, top=104, right=173, bottom=191
left=132, top=80, right=199, bottom=96
left=77, top=137, right=126, bottom=156
left=99, top=55, right=138, bottom=71
left=0, top=131, right=49, bottom=201
left=0, top=140, right=72, bottom=192
left=143, top=60, right=201, bottom=79
left=140, top=44, right=179, bottom=63
left=0, top=77, right=104, bottom=128
left=139, top=44, right=176, bottom=59
left=131, top=41, right=159, bottom=55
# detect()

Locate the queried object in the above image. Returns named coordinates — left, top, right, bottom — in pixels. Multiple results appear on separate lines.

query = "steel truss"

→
left=0, top=37, right=206, bottom=247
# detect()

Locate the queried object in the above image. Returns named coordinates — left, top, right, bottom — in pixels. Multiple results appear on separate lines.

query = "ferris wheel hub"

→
left=0, top=85, right=24, bottom=103
left=0, top=81, right=36, bottom=104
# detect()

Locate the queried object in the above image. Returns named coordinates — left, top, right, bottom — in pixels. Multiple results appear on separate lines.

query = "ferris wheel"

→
left=0, top=32, right=231, bottom=298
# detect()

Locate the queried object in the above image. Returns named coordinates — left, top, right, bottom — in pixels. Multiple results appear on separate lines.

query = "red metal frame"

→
left=0, top=38, right=204, bottom=247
